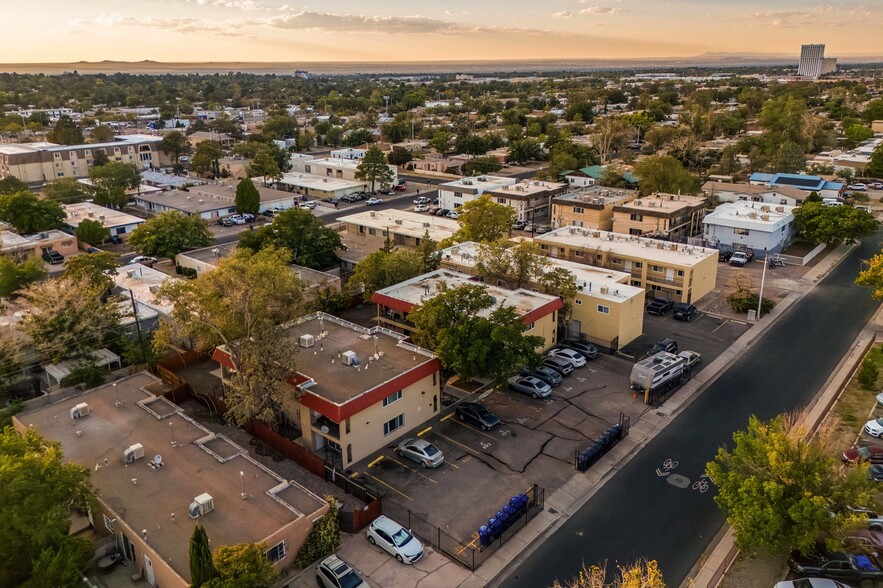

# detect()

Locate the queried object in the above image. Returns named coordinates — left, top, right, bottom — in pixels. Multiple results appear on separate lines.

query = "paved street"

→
left=497, top=230, right=883, bottom=588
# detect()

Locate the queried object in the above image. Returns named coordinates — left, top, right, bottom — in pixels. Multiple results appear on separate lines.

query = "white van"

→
left=822, top=198, right=842, bottom=207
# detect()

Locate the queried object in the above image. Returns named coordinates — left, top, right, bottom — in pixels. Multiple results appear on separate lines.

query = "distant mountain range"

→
left=1, top=53, right=882, bottom=76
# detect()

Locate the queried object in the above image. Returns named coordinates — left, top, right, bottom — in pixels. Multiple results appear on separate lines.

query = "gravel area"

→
left=178, top=399, right=365, bottom=511
left=719, top=551, right=787, bottom=588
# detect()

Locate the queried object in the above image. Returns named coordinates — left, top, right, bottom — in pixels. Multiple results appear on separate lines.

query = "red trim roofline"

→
left=522, top=298, right=564, bottom=325
left=371, top=292, right=415, bottom=315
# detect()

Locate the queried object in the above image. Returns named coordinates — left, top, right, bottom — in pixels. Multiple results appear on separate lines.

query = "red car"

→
left=393, top=184, right=406, bottom=191
left=841, top=446, right=883, bottom=465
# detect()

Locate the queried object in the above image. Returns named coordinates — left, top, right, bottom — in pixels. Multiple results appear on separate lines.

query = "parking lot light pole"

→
left=756, top=258, right=768, bottom=320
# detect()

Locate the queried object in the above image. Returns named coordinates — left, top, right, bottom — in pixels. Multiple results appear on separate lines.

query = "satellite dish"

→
left=320, top=425, right=330, bottom=434
left=153, top=455, right=163, bottom=466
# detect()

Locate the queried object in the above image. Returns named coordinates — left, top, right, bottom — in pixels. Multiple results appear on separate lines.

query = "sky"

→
left=2, top=0, right=882, bottom=63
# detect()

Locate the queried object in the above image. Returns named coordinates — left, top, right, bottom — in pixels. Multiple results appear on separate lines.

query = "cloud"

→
left=553, top=10, right=574, bottom=18
left=579, top=6, right=619, bottom=15
left=265, top=11, right=459, bottom=34
left=189, top=0, right=266, bottom=11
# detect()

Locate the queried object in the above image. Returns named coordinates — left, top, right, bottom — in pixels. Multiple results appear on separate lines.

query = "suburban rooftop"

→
left=336, top=209, right=459, bottom=241
left=61, top=202, right=145, bottom=229
left=552, top=186, right=637, bottom=207
left=277, top=173, right=366, bottom=191
left=614, top=193, right=706, bottom=214
left=703, top=200, right=796, bottom=229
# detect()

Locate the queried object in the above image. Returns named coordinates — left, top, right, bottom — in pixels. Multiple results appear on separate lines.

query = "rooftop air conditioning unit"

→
left=342, top=350, right=359, bottom=367
left=99, top=215, right=105, bottom=220
left=422, top=222, right=430, bottom=228
left=748, top=212, right=757, bottom=219
left=127, top=270, right=137, bottom=278
left=395, top=219, right=403, bottom=225
left=669, top=244, right=678, bottom=251
left=657, top=243, right=665, bottom=249
left=123, top=443, right=144, bottom=464
left=761, top=214, right=769, bottom=221
left=88, top=212, right=95, bottom=217
left=188, top=493, right=214, bottom=519
left=599, top=286, right=609, bottom=295
left=776, top=206, right=785, bottom=212
left=149, top=284, right=160, bottom=293
left=369, top=211, right=376, bottom=218
left=592, top=232, right=601, bottom=238
left=635, top=200, right=642, bottom=206
left=298, top=334, right=315, bottom=348
left=70, top=403, right=89, bottom=419
left=199, top=199, right=204, bottom=205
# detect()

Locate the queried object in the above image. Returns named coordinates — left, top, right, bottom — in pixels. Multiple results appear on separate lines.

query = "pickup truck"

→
left=42, top=249, right=64, bottom=264
left=646, top=297, right=674, bottom=316
left=728, top=251, right=754, bottom=267
left=788, top=550, right=883, bottom=585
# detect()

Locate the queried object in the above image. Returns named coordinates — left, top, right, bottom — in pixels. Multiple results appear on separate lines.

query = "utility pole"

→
left=129, top=289, right=147, bottom=364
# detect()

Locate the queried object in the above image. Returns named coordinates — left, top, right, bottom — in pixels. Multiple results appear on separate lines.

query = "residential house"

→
left=611, top=193, right=707, bottom=240
left=551, top=187, right=637, bottom=231
left=702, top=181, right=808, bottom=207
left=562, top=166, right=639, bottom=190
left=748, top=172, right=843, bottom=200
left=134, top=181, right=294, bottom=220
left=292, top=157, right=397, bottom=185
left=330, top=148, right=366, bottom=160
left=702, top=201, right=797, bottom=257
left=188, top=131, right=235, bottom=150
left=275, top=173, right=366, bottom=201
left=61, top=202, right=145, bottom=238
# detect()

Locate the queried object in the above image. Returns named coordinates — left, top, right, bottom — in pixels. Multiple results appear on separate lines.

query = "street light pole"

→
left=756, top=256, right=768, bottom=320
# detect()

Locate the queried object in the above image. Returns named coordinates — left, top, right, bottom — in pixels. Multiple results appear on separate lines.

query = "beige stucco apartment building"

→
left=611, top=193, right=707, bottom=240
left=551, top=187, right=637, bottom=231
left=336, top=209, right=459, bottom=249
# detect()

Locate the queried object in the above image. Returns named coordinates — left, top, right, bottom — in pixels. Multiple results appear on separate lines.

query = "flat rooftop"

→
left=336, top=209, right=459, bottom=241
left=114, top=264, right=178, bottom=315
left=189, top=181, right=292, bottom=204
left=553, top=186, right=636, bottom=207
left=440, top=175, right=517, bottom=190
left=304, top=157, right=361, bottom=170
left=285, top=314, right=435, bottom=405
left=535, top=226, right=719, bottom=267
left=140, top=170, right=204, bottom=189
left=614, top=193, right=706, bottom=214
left=278, top=173, right=365, bottom=191
left=16, top=372, right=325, bottom=583
left=0, top=230, right=33, bottom=252
left=488, top=179, right=567, bottom=197
left=701, top=181, right=806, bottom=200
left=61, top=202, right=145, bottom=229
left=703, top=201, right=796, bottom=230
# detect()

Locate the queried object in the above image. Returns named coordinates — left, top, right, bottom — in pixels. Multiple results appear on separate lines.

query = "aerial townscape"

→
left=5, top=3, right=883, bottom=588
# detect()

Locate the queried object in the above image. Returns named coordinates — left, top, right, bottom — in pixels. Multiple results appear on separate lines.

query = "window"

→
left=497, top=198, right=507, bottom=204
left=734, top=228, right=750, bottom=236
left=634, top=262, right=643, bottom=268
left=573, top=207, right=584, bottom=214
left=525, top=322, right=535, bottom=330
left=265, top=541, right=287, bottom=563
left=780, top=199, right=788, bottom=205
left=574, top=250, right=583, bottom=257
left=629, top=228, right=643, bottom=236
left=104, top=514, right=115, bottom=533
left=597, top=305, right=610, bottom=314
left=432, top=372, right=437, bottom=386
left=383, top=390, right=402, bottom=406
left=650, top=265, right=663, bottom=272
left=574, top=299, right=582, bottom=305
left=631, top=280, right=641, bottom=286
left=454, top=192, right=463, bottom=198
left=304, top=165, right=311, bottom=173
left=61, top=240, right=73, bottom=247
left=368, top=228, right=377, bottom=236
left=383, top=415, right=404, bottom=436
left=53, top=152, right=61, bottom=159
left=630, top=213, right=643, bottom=221
left=359, top=225, right=365, bottom=234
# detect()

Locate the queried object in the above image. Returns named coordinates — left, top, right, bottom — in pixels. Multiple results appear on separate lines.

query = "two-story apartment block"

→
left=702, top=181, right=808, bottom=207
left=0, top=135, right=169, bottom=187
left=611, top=193, right=707, bottom=241
left=371, top=269, right=564, bottom=351
left=1, top=229, right=79, bottom=261
left=702, top=201, right=797, bottom=257
left=134, top=181, right=294, bottom=220
left=13, top=372, right=328, bottom=588
left=438, top=176, right=567, bottom=221
left=534, top=227, right=719, bottom=304
left=439, top=242, right=645, bottom=350
left=336, top=209, right=459, bottom=250
left=551, top=187, right=636, bottom=231
left=212, top=313, right=442, bottom=469
left=748, top=172, right=843, bottom=200
left=292, top=157, right=397, bottom=185
left=61, top=202, right=145, bottom=238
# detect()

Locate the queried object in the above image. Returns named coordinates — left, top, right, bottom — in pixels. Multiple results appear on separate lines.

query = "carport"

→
left=44, top=348, right=122, bottom=388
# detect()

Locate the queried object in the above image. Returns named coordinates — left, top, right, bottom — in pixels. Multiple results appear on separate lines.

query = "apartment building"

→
left=748, top=172, right=843, bottom=200
left=336, top=209, right=459, bottom=249
left=438, top=176, right=567, bottom=221
left=0, top=135, right=169, bottom=187
left=534, top=227, right=719, bottom=304
left=291, top=157, right=397, bottom=185
left=212, top=313, right=442, bottom=469
left=611, top=193, right=707, bottom=240
left=275, top=173, right=367, bottom=200
left=551, top=187, right=636, bottom=231
left=703, top=201, right=797, bottom=256
left=61, top=202, right=145, bottom=237
left=0, top=229, right=78, bottom=260
left=702, top=181, right=808, bottom=207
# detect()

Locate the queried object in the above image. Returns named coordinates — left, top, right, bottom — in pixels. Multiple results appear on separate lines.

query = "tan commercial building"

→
left=1, top=229, right=78, bottom=260
left=188, top=131, right=235, bottom=150
left=551, top=187, right=637, bottom=231
left=213, top=313, right=442, bottom=469
left=438, top=176, right=567, bottom=222
left=611, top=193, right=707, bottom=240
left=0, top=135, right=169, bottom=187
left=371, top=269, right=564, bottom=351
left=336, top=209, right=459, bottom=250
left=61, top=202, right=146, bottom=238
left=13, top=372, right=328, bottom=588
left=439, top=242, right=645, bottom=350
left=535, top=227, right=719, bottom=304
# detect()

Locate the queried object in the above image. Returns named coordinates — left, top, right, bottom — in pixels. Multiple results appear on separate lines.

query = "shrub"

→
left=858, top=356, right=879, bottom=390
left=294, top=497, right=340, bottom=568
left=727, top=290, right=775, bottom=314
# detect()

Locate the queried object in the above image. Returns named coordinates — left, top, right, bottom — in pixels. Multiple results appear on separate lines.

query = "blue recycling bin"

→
left=479, top=525, right=492, bottom=546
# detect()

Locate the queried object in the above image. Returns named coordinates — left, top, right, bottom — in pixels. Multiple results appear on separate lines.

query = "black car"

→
left=871, top=465, right=883, bottom=482
left=41, top=249, right=64, bottom=264
left=718, top=250, right=732, bottom=262
left=436, top=209, right=451, bottom=217
left=559, top=340, right=599, bottom=360
left=455, top=402, right=501, bottom=431
left=520, top=366, right=563, bottom=387
left=788, top=549, right=883, bottom=584
left=541, top=356, right=574, bottom=376
left=650, top=338, right=679, bottom=355
left=646, top=298, right=674, bottom=316
left=672, top=303, right=698, bottom=321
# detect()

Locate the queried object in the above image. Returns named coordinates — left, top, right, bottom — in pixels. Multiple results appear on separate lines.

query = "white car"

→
left=131, top=256, right=157, bottom=266
left=366, top=515, right=424, bottom=564
left=316, top=555, right=369, bottom=588
left=877, top=391, right=883, bottom=407
left=678, top=350, right=702, bottom=369
left=848, top=183, right=868, bottom=191
left=547, top=348, right=586, bottom=368
left=300, top=200, right=317, bottom=209
left=865, top=418, right=883, bottom=438
left=446, top=211, right=459, bottom=219
left=413, top=197, right=430, bottom=205
left=228, top=215, right=246, bottom=225
left=365, top=197, right=382, bottom=206
left=775, top=580, right=850, bottom=588
left=414, top=204, right=430, bottom=212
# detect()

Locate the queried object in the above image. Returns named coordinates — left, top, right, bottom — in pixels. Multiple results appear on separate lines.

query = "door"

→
left=143, top=554, right=156, bottom=586
left=665, top=268, right=674, bottom=283
left=122, top=534, right=136, bottom=562
left=568, top=320, right=581, bottom=340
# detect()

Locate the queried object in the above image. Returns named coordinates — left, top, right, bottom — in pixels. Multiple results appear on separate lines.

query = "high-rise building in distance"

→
left=798, top=44, right=837, bottom=78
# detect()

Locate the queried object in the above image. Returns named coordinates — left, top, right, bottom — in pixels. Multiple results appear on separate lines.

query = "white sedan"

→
left=865, top=418, right=883, bottom=438
left=546, top=348, right=586, bottom=368
left=678, top=350, right=702, bottom=369
left=365, top=197, right=382, bottom=206
left=366, top=516, right=424, bottom=564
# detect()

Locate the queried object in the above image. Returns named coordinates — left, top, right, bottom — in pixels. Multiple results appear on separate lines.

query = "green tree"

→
left=355, top=146, right=394, bottom=192
left=345, top=128, right=374, bottom=147
left=0, top=256, right=45, bottom=298
left=260, top=114, right=299, bottom=139
left=128, top=211, right=213, bottom=262
left=348, top=249, right=423, bottom=301
left=0, top=427, right=94, bottom=586
left=234, top=178, right=260, bottom=215
left=428, top=130, right=453, bottom=155
left=0, top=191, right=65, bottom=233
left=0, top=326, right=26, bottom=394
left=239, top=209, right=341, bottom=269
left=591, top=116, right=631, bottom=163
left=0, top=176, right=28, bottom=195
left=769, top=140, right=806, bottom=174
left=381, top=120, right=410, bottom=143
left=456, top=133, right=490, bottom=156
left=508, top=138, right=543, bottom=163
left=46, top=115, right=84, bottom=145
left=706, top=411, right=878, bottom=554
left=464, top=156, right=503, bottom=175
left=75, top=218, right=109, bottom=245
left=844, top=124, right=873, bottom=150
left=92, top=148, right=109, bottom=167
left=89, top=161, right=140, bottom=209
left=857, top=356, right=879, bottom=390
left=89, top=124, right=115, bottom=143
left=450, top=194, right=516, bottom=244
left=476, top=240, right=549, bottom=289
left=633, top=155, right=700, bottom=195
left=294, top=497, right=341, bottom=568
left=862, top=98, right=883, bottom=123
left=159, top=131, right=190, bottom=163
left=62, top=251, right=119, bottom=290
left=191, top=140, right=223, bottom=177
left=387, top=147, right=413, bottom=167
left=540, top=266, right=579, bottom=331
left=759, top=95, right=807, bottom=147
left=866, top=144, right=883, bottom=179
left=415, top=230, right=441, bottom=273
left=793, top=202, right=878, bottom=245
left=551, top=559, right=665, bottom=588
left=44, top=177, right=89, bottom=203
left=189, top=524, right=218, bottom=588
left=856, top=253, right=883, bottom=299
left=205, top=542, right=278, bottom=588
left=247, top=146, right=283, bottom=185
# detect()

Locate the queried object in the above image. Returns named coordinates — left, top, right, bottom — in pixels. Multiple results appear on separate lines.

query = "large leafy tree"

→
left=205, top=542, right=278, bottom=588
left=349, top=248, right=423, bottom=301
left=866, top=144, right=883, bottom=179
left=856, top=254, right=883, bottom=299
left=450, top=194, right=516, bottom=244
left=0, top=176, right=28, bottom=195
left=44, top=177, right=89, bottom=203
left=706, top=412, right=877, bottom=554
left=19, top=276, right=122, bottom=363
left=591, top=116, right=630, bottom=163
left=247, top=146, right=283, bottom=186
left=191, top=140, right=223, bottom=177
left=128, top=211, right=213, bottom=262
left=769, top=140, right=806, bottom=174
left=260, top=114, right=299, bottom=139
left=0, top=257, right=45, bottom=298
left=0, top=326, right=27, bottom=393
left=75, top=218, right=110, bottom=245
left=239, top=209, right=341, bottom=270
left=633, top=155, right=700, bottom=195
left=355, top=146, right=394, bottom=192
left=463, top=156, right=502, bottom=176
left=90, top=124, right=115, bottom=143
left=508, top=137, right=543, bottom=164
left=189, top=524, right=218, bottom=588
left=89, top=161, right=140, bottom=209
left=234, top=178, right=260, bottom=215
left=552, top=559, right=665, bottom=588
left=62, top=251, right=119, bottom=290
left=46, top=115, right=84, bottom=145
left=428, top=130, right=453, bottom=155
left=0, top=427, right=94, bottom=586
left=0, top=191, right=65, bottom=233
left=159, top=131, right=190, bottom=163
left=476, top=240, right=549, bottom=289
left=793, top=202, right=877, bottom=245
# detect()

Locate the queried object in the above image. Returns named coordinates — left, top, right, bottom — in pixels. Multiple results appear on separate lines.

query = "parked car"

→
left=871, top=182, right=883, bottom=190
left=396, top=438, right=444, bottom=468
left=541, top=356, right=574, bottom=376
left=520, top=366, right=563, bottom=387
left=672, top=303, right=698, bottom=321
left=366, top=515, right=424, bottom=564
left=300, top=200, right=317, bottom=209
left=547, top=348, right=587, bottom=368
left=507, top=376, right=552, bottom=399
left=841, top=446, right=883, bottom=465
left=228, top=215, right=246, bottom=225
left=650, top=338, right=679, bottom=355
left=729, top=251, right=753, bottom=267
left=775, top=580, right=850, bottom=588
left=646, top=298, right=674, bottom=316
left=446, top=211, right=459, bottom=219
left=413, top=197, right=430, bottom=205
left=678, top=350, right=702, bottom=369
left=876, top=391, right=883, bottom=407
left=512, top=220, right=526, bottom=231
left=718, top=250, right=733, bottom=262
left=455, top=402, right=501, bottom=431
left=83, top=247, right=100, bottom=254
left=396, top=179, right=406, bottom=186
left=394, top=184, right=407, bottom=191
left=523, top=223, right=538, bottom=232
left=864, top=418, right=883, bottom=438
left=428, top=207, right=441, bottom=215
left=849, top=183, right=868, bottom=191
left=536, top=225, right=552, bottom=234
left=379, top=189, right=395, bottom=195
left=848, top=506, right=883, bottom=531
left=131, top=256, right=158, bottom=266
left=558, top=340, right=599, bottom=360
left=870, top=465, right=883, bottom=482
left=435, top=209, right=451, bottom=217
left=788, top=549, right=883, bottom=584
left=317, top=555, right=369, bottom=588
left=41, top=249, right=64, bottom=264
left=241, top=213, right=255, bottom=222
left=218, top=217, right=234, bottom=226
left=261, top=209, right=276, bottom=217
left=365, top=198, right=382, bottom=206
left=843, top=529, right=883, bottom=550
left=414, top=204, right=430, bottom=212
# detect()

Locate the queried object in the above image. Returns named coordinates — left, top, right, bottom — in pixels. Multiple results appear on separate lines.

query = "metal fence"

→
left=380, top=484, right=544, bottom=571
